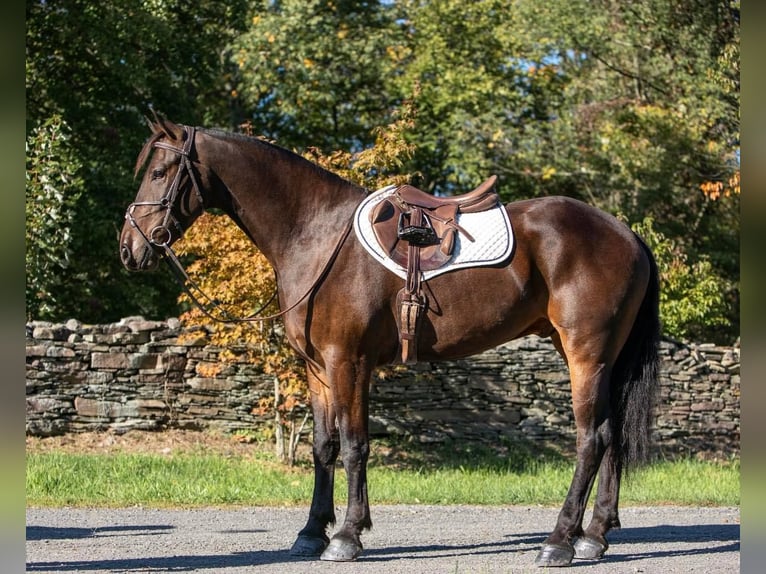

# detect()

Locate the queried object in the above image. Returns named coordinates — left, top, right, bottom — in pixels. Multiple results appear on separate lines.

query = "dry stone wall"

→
left=26, top=317, right=740, bottom=457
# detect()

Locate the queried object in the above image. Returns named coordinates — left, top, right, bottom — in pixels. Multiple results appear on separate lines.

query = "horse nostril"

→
left=120, top=244, right=134, bottom=267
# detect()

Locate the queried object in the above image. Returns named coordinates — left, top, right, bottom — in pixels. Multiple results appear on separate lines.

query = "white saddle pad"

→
left=353, top=186, right=515, bottom=280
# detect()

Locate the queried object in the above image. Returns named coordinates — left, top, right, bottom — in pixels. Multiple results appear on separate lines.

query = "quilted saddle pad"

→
left=353, top=186, right=515, bottom=281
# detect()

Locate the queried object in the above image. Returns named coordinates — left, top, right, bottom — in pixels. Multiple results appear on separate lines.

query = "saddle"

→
left=369, top=175, right=500, bottom=363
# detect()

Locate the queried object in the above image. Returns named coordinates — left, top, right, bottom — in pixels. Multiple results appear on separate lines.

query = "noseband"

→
left=125, top=125, right=204, bottom=250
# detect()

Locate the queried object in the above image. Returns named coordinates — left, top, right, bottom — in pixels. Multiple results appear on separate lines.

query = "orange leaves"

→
left=176, top=212, right=275, bottom=314
left=196, top=361, right=223, bottom=378
left=174, top=211, right=301, bottom=379
left=699, top=181, right=724, bottom=201
left=700, top=171, right=740, bottom=201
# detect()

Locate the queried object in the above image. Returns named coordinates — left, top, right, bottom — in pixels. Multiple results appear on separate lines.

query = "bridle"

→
left=124, top=124, right=354, bottom=324
left=125, top=125, right=203, bottom=249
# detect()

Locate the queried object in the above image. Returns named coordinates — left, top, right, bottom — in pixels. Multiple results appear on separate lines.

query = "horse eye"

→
left=151, top=168, right=166, bottom=181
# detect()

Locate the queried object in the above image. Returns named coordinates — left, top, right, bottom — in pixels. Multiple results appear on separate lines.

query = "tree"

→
left=632, top=217, right=732, bottom=342
left=391, top=0, right=528, bottom=193
left=25, top=116, right=84, bottom=319
left=231, top=0, right=402, bottom=152
left=25, top=0, right=739, bottom=343
left=26, top=0, right=250, bottom=321
left=489, top=0, right=739, bottom=341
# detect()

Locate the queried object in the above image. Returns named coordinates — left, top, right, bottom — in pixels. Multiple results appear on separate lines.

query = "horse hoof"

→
left=319, top=536, right=363, bottom=562
left=574, top=536, right=608, bottom=560
left=289, top=535, right=328, bottom=557
left=535, top=543, right=575, bottom=567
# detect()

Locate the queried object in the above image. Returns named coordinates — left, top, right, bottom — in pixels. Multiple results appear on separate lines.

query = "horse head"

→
left=119, top=118, right=205, bottom=271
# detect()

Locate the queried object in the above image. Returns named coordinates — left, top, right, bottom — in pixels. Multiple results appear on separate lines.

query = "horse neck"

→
left=198, top=132, right=364, bottom=281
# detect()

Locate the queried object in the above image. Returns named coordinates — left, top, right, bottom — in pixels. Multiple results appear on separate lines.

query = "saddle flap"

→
left=370, top=199, right=455, bottom=271
left=370, top=199, right=400, bottom=255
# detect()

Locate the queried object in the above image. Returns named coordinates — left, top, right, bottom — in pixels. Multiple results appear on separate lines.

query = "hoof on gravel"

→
left=535, top=543, right=575, bottom=567
left=289, top=535, right=328, bottom=557
left=320, top=536, right=363, bottom=562
left=574, top=536, right=608, bottom=560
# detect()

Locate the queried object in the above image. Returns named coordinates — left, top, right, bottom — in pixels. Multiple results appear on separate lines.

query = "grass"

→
left=26, top=437, right=739, bottom=508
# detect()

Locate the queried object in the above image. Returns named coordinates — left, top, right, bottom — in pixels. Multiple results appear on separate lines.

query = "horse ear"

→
left=144, top=108, right=165, bottom=134
left=157, top=116, right=182, bottom=142
left=145, top=108, right=176, bottom=139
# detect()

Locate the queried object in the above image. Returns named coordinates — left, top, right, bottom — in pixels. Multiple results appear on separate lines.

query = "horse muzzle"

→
left=120, top=240, right=161, bottom=272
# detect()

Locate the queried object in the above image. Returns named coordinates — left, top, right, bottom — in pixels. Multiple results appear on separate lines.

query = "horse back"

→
left=414, top=195, right=650, bottom=361
left=288, top=194, right=649, bottom=367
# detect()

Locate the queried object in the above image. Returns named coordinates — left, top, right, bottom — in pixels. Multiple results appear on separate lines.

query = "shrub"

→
left=632, top=217, right=733, bottom=342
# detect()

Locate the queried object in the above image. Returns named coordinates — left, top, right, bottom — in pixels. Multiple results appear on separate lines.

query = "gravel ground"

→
left=26, top=505, right=739, bottom=573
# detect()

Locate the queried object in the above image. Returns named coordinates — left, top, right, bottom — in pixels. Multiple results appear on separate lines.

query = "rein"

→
left=125, top=125, right=355, bottom=324
left=163, top=220, right=354, bottom=324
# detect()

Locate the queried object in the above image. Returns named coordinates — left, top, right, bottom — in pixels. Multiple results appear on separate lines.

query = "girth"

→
left=369, top=175, right=499, bottom=363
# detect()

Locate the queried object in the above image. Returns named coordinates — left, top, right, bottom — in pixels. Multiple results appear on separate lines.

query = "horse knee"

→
left=314, top=431, right=340, bottom=467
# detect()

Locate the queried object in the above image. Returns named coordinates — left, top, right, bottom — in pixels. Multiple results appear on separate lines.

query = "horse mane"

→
left=133, top=121, right=362, bottom=192
left=198, top=127, right=299, bottom=160
left=197, top=127, right=360, bottom=190
left=198, top=127, right=262, bottom=145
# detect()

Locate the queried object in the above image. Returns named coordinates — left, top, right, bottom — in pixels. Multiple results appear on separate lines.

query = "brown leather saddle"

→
left=369, top=175, right=500, bottom=363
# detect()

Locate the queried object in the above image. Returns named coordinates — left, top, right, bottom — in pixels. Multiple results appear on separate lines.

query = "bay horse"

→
left=119, top=118, right=660, bottom=568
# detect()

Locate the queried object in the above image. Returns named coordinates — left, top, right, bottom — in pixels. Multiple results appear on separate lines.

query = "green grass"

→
left=26, top=441, right=739, bottom=508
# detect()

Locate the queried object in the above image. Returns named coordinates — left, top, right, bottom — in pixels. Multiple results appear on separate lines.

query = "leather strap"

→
left=397, top=207, right=427, bottom=363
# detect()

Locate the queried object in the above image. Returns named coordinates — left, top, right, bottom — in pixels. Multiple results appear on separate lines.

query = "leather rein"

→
left=124, top=125, right=353, bottom=324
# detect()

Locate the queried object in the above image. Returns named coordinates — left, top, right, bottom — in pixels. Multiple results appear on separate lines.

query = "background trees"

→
left=26, top=0, right=250, bottom=322
left=231, top=0, right=402, bottom=152
left=26, top=0, right=739, bottom=343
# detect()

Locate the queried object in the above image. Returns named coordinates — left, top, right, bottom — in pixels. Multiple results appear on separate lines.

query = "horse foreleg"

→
left=290, top=365, right=340, bottom=557
left=535, top=361, right=612, bottom=568
left=320, top=357, right=372, bottom=562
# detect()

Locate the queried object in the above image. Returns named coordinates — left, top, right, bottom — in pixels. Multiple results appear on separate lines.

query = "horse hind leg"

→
left=535, top=360, right=614, bottom=568
left=574, top=290, right=660, bottom=560
left=573, top=442, right=622, bottom=560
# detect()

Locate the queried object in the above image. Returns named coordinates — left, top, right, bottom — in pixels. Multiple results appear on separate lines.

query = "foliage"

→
left=301, top=96, right=417, bottom=189
left=25, top=0, right=250, bottom=322
left=25, top=0, right=739, bottom=345
left=174, top=105, right=416, bottom=463
left=632, top=217, right=733, bottom=342
left=25, top=116, right=84, bottom=319
left=392, top=0, right=527, bottom=193
left=232, top=0, right=402, bottom=152
left=506, top=0, right=740, bottom=275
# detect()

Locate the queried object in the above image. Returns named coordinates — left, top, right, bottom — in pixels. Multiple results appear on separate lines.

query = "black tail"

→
left=611, top=235, right=661, bottom=472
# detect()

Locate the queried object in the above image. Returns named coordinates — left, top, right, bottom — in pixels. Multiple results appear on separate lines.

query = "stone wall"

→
left=26, top=317, right=740, bottom=458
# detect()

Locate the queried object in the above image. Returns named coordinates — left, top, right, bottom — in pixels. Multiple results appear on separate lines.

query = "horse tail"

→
left=611, top=234, right=661, bottom=473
